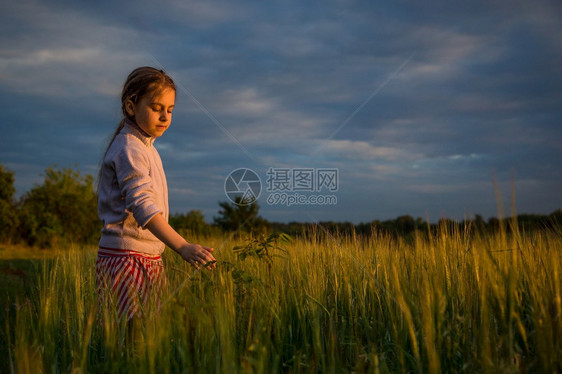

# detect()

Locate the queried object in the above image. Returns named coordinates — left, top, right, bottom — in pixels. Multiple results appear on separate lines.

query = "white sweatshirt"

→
left=97, top=119, right=169, bottom=255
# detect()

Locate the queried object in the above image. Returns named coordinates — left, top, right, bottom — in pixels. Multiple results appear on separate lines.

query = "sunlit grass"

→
left=2, top=223, right=561, bottom=373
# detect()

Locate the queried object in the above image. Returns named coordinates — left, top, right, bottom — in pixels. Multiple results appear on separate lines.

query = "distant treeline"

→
left=171, top=199, right=562, bottom=240
left=1, top=164, right=560, bottom=247
left=266, top=210, right=562, bottom=239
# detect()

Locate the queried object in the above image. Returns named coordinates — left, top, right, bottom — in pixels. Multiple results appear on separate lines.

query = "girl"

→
left=96, top=66, right=216, bottom=322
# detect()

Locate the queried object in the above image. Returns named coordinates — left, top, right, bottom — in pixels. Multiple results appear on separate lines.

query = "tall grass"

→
left=2, top=223, right=561, bottom=373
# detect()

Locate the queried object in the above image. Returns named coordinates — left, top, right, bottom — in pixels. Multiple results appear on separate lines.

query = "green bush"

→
left=17, top=166, right=100, bottom=247
left=0, top=165, right=19, bottom=242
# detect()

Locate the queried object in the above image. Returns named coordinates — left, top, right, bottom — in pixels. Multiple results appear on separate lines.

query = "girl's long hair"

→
left=97, top=67, right=176, bottom=192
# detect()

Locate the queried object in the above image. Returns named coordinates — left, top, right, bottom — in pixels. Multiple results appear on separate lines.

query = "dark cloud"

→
left=0, top=0, right=560, bottom=222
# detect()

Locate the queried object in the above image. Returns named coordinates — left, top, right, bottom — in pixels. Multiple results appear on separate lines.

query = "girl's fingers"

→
left=192, top=260, right=215, bottom=270
left=202, top=258, right=216, bottom=269
left=198, top=251, right=215, bottom=262
left=184, top=244, right=216, bottom=269
left=199, top=252, right=216, bottom=269
left=191, top=255, right=215, bottom=269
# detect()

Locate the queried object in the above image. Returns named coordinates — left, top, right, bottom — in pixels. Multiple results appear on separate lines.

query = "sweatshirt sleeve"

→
left=113, top=142, right=162, bottom=228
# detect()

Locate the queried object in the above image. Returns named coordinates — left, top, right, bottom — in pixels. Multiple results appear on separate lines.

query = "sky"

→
left=0, top=0, right=561, bottom=224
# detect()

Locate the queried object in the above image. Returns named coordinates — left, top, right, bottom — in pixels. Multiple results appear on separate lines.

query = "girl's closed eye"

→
left=151, top=104, right=173, bottom=114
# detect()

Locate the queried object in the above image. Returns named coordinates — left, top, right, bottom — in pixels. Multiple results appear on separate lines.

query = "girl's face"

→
left=126, top=87, right=176, bottom=138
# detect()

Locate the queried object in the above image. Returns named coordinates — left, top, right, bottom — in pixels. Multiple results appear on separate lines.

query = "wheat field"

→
left=2, top=223, right=561, bottom=373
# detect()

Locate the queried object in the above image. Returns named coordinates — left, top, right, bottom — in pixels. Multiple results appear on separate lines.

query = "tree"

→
left=395, top=215, right=415, bottom=235
left=18, top=166, right=100, bottom=247
left=473, top=214, right=486, bottom=232
left=487, top=217, right=500, bottom=232
left=214, top=198, right=269, bottom=233
left=0, top=164, right=19, bottom=242
left=169, top=209, right=214, bottom=237
left=0, top=164, right=15, bottom=202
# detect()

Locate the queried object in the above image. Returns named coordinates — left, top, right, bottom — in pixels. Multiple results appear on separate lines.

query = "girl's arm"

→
left=145, top=213, right=216, bottom=270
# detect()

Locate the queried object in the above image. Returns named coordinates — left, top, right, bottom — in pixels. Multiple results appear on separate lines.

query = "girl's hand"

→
left=179, top=243, right=216, bottom=270
left=145, top=214, right=216, bottom=270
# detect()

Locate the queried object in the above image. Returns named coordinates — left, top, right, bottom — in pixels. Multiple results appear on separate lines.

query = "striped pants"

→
left=95, top=247, right=167, bottom=321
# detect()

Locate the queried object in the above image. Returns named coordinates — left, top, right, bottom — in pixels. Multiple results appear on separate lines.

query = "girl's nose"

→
left=160, top=111, right=170, bottom=121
